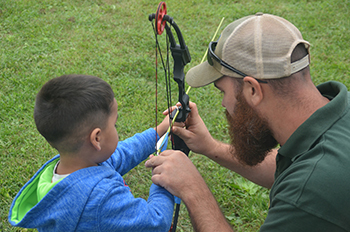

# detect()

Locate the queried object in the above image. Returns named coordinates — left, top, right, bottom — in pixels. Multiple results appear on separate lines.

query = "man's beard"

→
left=226, top=93, right=278, bottom=166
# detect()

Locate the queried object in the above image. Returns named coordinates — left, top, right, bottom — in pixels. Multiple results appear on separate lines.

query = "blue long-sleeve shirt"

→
left=9, top=128, right=174, bottom=231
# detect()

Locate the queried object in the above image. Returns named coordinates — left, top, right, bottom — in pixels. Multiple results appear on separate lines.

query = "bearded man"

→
left=146, top=13, right=350, bottom=232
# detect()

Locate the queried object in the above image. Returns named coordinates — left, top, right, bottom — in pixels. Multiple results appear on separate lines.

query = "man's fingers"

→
left=150, top=175, right=162, bottom=187
left=158, top=150, right=174, bottom=157
left=188, top=101, right=199, bottom=116
left=145, top=156, right=160, bottom=168
left=145, top=151, right=171, bottom=168
left=172, top=125, right=191, bottom=140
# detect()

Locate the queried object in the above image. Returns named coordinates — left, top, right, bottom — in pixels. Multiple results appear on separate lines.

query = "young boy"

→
left=8, top=74, right=174, bottom=231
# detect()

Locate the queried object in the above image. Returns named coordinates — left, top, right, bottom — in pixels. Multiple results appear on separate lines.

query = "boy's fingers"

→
left=162, top=101, right=198, bottom=116
left=162, top=106, right=177, bottom=115
left=162, top=103, right=184, bottom=115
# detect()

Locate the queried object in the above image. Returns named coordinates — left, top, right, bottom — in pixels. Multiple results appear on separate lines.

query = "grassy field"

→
left=1, top=0, right=349, bottom=231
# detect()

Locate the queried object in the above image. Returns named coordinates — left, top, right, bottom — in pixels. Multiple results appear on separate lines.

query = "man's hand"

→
left=167, top=102, right=220, bottom=157
left=145, top=150, right=204, bottom=201
left=145, top=150, right=234, bottom=232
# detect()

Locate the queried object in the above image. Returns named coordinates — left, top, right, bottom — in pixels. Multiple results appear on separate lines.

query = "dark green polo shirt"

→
left=260, top=81, right=350, bottom=232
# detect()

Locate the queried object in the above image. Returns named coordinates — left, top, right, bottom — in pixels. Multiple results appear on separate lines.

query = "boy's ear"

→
left=243, top=76, right=264, bottom=106
left=90, top=128, right=102, bottom=151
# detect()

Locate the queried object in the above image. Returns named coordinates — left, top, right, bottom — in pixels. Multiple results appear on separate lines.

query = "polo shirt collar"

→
left=278, top=81, right=348, bottom=161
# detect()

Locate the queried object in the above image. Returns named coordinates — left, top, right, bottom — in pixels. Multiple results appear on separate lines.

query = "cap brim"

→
left=185, top=61, right=223, bottom=88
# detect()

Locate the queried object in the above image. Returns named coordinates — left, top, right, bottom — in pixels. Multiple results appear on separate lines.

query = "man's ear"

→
left=242, top=76, right=264, bottom=106
left=90, top=128, right=102, bottom=151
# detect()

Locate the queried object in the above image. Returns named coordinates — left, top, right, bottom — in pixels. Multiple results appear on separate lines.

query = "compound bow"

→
left=149, top=3, right=224, bottom=231
left=149, top=2, right=191, bottom=231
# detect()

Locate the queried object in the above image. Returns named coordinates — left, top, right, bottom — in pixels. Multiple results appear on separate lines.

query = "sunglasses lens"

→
left=207, top=42, right=215, bottom=66
left=207, top=54, right=213, bottom=66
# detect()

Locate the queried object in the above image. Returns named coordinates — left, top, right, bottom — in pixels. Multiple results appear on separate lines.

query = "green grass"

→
left=1, top=0, right=349, bottom=231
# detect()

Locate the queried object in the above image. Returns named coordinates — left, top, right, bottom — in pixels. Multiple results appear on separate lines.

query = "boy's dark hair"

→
left=34, top=74, right=115, bottom=153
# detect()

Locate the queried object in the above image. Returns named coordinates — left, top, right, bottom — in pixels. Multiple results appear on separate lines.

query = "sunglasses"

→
left=207, top=41, right=268, bottom=83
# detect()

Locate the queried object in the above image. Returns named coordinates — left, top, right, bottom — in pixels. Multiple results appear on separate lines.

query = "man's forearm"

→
left=182, top=181, right=234, bottom=232
left=204, top=140, right=277, bottom=189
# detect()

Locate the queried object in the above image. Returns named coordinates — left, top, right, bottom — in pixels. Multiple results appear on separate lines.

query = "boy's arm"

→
left=153, top=114, right=171, bottom=138
left=97, top=181, right=174, bottom=232
left=106, top=128, right=157, bottom=175
left=106, top=114, right=171, bottom=175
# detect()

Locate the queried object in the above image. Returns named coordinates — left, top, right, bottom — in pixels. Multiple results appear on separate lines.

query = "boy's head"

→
left=34, top=74, right=115, bottom=154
